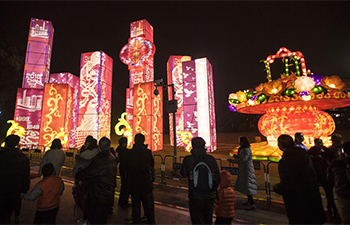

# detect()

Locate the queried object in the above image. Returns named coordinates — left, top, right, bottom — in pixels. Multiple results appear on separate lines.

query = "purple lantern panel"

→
left=14, top=88, right=44, bottom=147
left=23, top=18, right=54, bottom=89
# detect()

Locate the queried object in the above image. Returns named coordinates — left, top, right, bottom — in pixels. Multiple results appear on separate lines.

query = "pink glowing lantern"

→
left=181, top=58, right=217, bottom=152
left=76, top=51, right=113, bottom=147
left=23, top=18, right=54, bottom=89
left=49, top=73, right=80, bottom=147
left=14, top=88, right=44, bottom=147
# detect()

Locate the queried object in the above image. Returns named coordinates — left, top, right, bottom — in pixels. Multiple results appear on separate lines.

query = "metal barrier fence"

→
left=19, top=145, right=79, bottom=164
left=21, top=145, right=280, bottom=203
left=157, top=155, right=280, bottom=203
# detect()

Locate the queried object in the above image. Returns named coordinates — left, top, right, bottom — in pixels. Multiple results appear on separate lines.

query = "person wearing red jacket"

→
left=22, top=163, right=64, bottom=224
left=215, top=170, right=235, bottom=225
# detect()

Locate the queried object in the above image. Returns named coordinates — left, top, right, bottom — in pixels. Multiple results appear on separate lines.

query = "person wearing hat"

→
left=0, top=135, right=30, bottom=224
left=39, top=139, right=66, bottom=176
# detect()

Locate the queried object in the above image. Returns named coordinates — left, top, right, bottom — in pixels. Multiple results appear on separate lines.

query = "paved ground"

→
left=13, top=162, right=341, bottom=224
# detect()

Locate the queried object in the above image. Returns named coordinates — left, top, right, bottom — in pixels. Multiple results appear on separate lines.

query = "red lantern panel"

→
left=39, top=84, right=73, bottom=147
left=258, top=105, right=335, bottom=146
left=133, top=82, right=163, bottom=151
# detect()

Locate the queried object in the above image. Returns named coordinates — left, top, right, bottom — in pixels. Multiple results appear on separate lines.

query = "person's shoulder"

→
left=183, top=154, right=194, bottom=160
left=205, top=154, right=217, bottom=161
left=330, top=158, right=345, bottom=168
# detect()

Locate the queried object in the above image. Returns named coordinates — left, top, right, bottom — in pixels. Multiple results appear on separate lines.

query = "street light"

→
left=153, top=79, right=178, bottom=162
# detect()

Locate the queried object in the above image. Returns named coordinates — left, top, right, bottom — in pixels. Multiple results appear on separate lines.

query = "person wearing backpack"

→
left=181, top=137, right=220, bottom=225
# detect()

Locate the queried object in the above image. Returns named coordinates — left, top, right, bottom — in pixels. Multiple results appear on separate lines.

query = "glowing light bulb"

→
left=329, top=84, right=336, bottom=88
left=301, top=94, right=311, bottom=101
left=271, top=88, right=278, bottom=94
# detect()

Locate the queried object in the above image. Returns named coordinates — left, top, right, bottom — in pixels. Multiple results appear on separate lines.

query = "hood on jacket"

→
left=191, top=147, right=206, bottom=158
left=219, top=170, right=232, bottom=188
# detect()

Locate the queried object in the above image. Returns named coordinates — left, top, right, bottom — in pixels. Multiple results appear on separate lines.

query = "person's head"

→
left=84, top=135, right=94, bottom=147
left=119, top=137, right=128, bottom=147
left=88, top=138, right=97, bottom=150
left=50, top=138, right=62, bottom=149
left=331, top=134, right=342, bottom=147
left=42, top=163, right=55, bottom=178
left=219, top=170, right=232, bottom=188
left=342, top=141, right=350, bottom=158
left=314, top=138, right=323, bottom=149
left=294, top=132, right=304, bottom=144
left=239, top=136, right=250, bottom=148
left=134, top=133, right=145, bottom=144
left=99, top=137, right=111, bottom=152
left=278, top=134, right=294, bottom=152
left=5, top=134, right=20, bottom=148
left=191, top=137, right=206, bottom=149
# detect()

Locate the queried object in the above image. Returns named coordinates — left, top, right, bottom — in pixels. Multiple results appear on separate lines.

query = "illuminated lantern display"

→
left=14, top=88, right=44, bottom=146
left=228, top=47, right=350, bottom=161
left=114, top=112, right=133, bottom=148
left=166, top=55, right=192, bottom=146
left=39, top=83, right=73, bottom=147
left=120, top=19, right=157, bottom=146
left=125, top=88, right=134, bottom=128
left=181, top=58, right=217, bottom=152
left=23, top=18, right=54, bottom=89
left=120, top=19, right=155, bottom=87
left=13, top=18, right=54, bottom=147
left=76, top=51, right=113, bottom=147
left=258, top=106, right=335, bottom=146
left=133, top=82, right=163, bottom=151
left=49, top=73, right=80, bottom=147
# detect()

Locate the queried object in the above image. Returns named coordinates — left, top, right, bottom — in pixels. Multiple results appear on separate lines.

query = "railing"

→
left=21, top=145, right=280, bottom=203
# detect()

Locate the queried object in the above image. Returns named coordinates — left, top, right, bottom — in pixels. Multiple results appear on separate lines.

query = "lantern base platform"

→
left=229, top=141, right=282, bottom=162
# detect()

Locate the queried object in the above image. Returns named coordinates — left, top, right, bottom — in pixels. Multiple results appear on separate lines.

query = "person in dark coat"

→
left=0, top=135, right=30, bottom=224
left=329, top=134, right=344, bottom=160
left=116, top=137, right=131, bottom=208
left=328, top=141, right=350, bottom=224
left=181, top=137, right=220, bottom=225
left=294, top=132, right=308, bottom=151
left=126, top=133, right=155, bottom=224
left=273, top=134, right=326, bottom=224
left=75, top=137, right=117, bottom=225
left=308, top=138, right=338, bottom=217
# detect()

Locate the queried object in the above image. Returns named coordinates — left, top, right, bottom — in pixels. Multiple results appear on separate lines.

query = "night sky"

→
left=1, top=1, right=350, bottom=137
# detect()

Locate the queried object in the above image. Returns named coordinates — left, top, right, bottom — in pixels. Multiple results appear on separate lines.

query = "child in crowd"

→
left=22, top=163, right=65, bottom=224
left=215, top=170, right=235, bottom=225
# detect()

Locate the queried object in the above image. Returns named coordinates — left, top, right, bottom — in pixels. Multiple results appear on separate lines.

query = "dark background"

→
left=1, top=1, right=350, bottom=139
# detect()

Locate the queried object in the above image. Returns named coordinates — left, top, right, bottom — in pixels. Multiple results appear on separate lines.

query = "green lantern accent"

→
left=230, top=99, right=240, bottom=104
left=257, top=94, right=266, bottom=102
left=247, top=91, right=254, bottom=99
left=293, top=56, right=301, bottom=77
left=285, top=58, right=289, bottom=77
left=283, top=88, right=296, bottom=97
left=264, top=60, right=272, bottom=82
left=312, top=85, right=328, bottom=95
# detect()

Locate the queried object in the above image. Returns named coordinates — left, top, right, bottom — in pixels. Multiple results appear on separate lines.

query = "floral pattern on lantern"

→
left=258, top=106, right=335, bottom=145
left=321, top=75, right=346, bottom=91
left=263, top=79, right=284, bottom=95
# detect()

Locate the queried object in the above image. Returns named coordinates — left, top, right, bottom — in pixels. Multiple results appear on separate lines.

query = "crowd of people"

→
left=0, top=132, right=349, bottom=225
left=274, top=133, right=350, bottom=224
